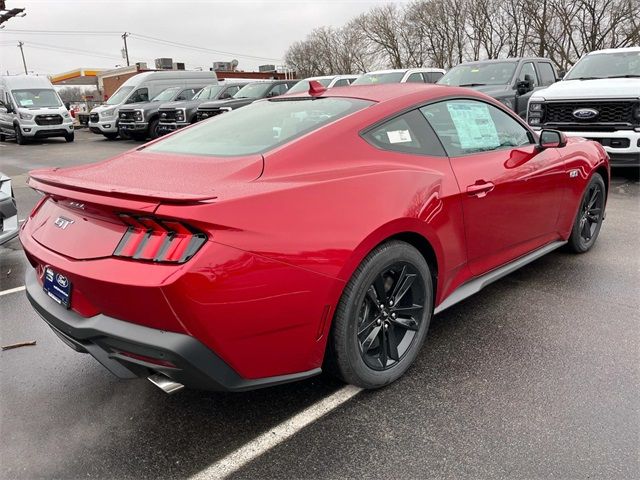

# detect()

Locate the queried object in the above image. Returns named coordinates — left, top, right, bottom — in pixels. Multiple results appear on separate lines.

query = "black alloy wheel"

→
left=568, top=173, right=605, bottom=253
left=357, top=262, right=426, bottom=370
left=328, top=241, right=433, bottom=389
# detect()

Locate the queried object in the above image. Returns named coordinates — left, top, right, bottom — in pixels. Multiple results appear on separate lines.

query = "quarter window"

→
left=420, top=99, right=532, bottom=156
left=363, top=110, right=446, bottom=157
left=425, top=72, right=444, bottom=83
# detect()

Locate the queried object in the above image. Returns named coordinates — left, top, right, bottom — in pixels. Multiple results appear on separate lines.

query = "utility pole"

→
left=17, top=41, right=27, bottom=74
left=121, top=32, right=130, bottom=66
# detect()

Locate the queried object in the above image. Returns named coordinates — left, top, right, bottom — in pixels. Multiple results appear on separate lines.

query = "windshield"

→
left=106, top=85, right=134, bottom=105
left=351, top=72, right=405, bottom=85
left=233, top=83, right=272, bottom=99
left=287, top=78, right=333, bottom=94
left=565, top=51, right=640, bottom=80
left=194, top=85, right=224, bottom=100
left=146, top=97, right=373, bottom=157
left=438, top=62, right=517, bottom=86
left=12, top=89, right=61, bottom=108
left=152, top=87, right=181, bottom=102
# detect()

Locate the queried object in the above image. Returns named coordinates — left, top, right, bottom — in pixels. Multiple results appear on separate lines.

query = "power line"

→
left=21, top=41, right=122, bottom=61
left=2, top=28, right=283, bottom=62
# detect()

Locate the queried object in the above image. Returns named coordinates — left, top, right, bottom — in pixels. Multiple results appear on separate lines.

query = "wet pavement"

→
left=1, top=130, right=638, bottom=479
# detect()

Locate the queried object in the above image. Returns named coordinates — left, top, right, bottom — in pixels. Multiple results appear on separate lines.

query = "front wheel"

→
left=567, top=173, right=605, bottom=253
left=15, top=125, right=27, bottom=145
left=328, top=241, right=433, bottom=389
left=65, top=132, right=74, bottom=142
left=103, top=132, right=119, bottom=140
left=148, top=119, right=159, bottom=139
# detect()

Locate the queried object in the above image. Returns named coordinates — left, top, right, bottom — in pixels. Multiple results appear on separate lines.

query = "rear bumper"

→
left=24, top=268, right=321, bottom=391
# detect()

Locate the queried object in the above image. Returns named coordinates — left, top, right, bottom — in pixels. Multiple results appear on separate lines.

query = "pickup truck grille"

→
left=35, top=114, right=63, bottom=126
left=544, top=101, right=636, bottom=124
left=118, top=111, right=136, bottom=122
left=159, top=110, right=177, bottom=122
left=196, top=109, right=224, bottom=122
left=90, top=113, right=99, bottom=123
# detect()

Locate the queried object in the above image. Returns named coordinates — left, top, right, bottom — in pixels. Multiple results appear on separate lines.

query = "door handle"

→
left=466, top=181, right=495, bottom=198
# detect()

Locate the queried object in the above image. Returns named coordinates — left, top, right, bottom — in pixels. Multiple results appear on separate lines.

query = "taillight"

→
left=113, top=214, right=207, bottom=263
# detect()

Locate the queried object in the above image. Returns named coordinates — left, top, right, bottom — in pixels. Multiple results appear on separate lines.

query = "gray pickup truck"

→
left=157, top=82, right=251, bottom=136
left=437, top=58, right=559, bottom=118
left=117, top=85, right=205, bottom=140
left=195, top=80, right=296, bottom=121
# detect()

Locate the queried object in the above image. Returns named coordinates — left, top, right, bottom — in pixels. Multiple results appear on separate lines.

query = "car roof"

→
left=455, top=58, right=552, bottom=66
left=285, top=83, right=489, bottom=105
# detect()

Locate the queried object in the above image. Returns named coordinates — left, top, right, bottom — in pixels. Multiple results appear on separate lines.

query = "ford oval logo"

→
left=56, top=274, right=69, bottom=288
left=573, top=108, right=599, bottom=120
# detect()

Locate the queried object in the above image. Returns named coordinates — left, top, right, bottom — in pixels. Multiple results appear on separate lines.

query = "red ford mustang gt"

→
left=20, top=83, right=609, bottom=393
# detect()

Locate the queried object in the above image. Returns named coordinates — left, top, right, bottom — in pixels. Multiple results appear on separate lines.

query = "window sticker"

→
left=447, top=102, right=500, bottom=151
left=387, top=129, right=412, bottom=143
left=19, top=99, right=34, bottom=106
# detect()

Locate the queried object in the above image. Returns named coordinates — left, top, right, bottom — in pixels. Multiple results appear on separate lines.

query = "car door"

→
left=421, top=98, right=566, bottom=276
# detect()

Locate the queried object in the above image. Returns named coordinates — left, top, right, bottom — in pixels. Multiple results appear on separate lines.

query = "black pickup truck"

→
left=437, top=58, right=559, bottom=118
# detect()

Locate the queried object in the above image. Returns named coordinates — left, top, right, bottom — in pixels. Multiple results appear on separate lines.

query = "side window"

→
left=420, top=99, right=532, bottom=157
left=126, top=88, right=149, bottom=103
left=176, top=88, right=198, bottom=101
left=518, top=62, right=539, bottom=87
left=224, top=86, right=239, bottom=98
left=537, top=63, right=556, bottom=86
left=333, top=79, right=350, bottom=87
left=425, top=72, right=444, bottom=83
left=268, top=84, right=288, bottom=97
left=363, top=109, right=446, bottom=157
left=0, top=90, right=4, bottom=107
left=406, top=72, right=425, bottom=83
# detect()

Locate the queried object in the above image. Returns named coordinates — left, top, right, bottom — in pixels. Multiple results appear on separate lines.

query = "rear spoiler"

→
left=28, top=175, right=218, bottom=209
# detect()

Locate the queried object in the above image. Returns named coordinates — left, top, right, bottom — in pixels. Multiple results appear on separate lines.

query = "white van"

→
left=89, top=70, right=217, bottom=139
left=0, top=75, right=74, bottom=145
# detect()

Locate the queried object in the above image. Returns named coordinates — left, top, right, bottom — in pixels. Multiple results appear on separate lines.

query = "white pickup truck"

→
left=527, top=47, right=640, bottom=168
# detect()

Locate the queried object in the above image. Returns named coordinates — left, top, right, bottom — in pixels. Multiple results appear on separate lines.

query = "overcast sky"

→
left=0, top=0, right=405, bottom=75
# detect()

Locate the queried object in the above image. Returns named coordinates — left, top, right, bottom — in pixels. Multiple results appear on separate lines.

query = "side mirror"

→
left=5, top=103, right=14, bottom=114
left=266, top=90, right=279, bottom=98
left=538, top=129, right=567, bottom=149
left=516, top=79, right=532, bottom=95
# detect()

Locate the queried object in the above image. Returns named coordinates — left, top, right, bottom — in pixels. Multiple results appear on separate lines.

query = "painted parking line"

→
left=0, top=286, right=26, bottom=297
left=189, top=384, right=362, bottom=480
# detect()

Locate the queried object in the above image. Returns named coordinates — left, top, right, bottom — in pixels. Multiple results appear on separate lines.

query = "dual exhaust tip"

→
left=148, top=373, right=184, bottom=394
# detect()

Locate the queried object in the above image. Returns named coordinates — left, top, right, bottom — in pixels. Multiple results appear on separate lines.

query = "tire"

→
left=103, top=132, right=119, bottom=140
left=328, top=240, right=433, bottom=389
left=14, top=125, right=27, bottom=145
left=0, top=133, right=5, bottom=142
left=65, top=132, right=74, bottom=143
left=148, top=118, right=159, bottom=139
left=567, top=173, right=606, bottom=253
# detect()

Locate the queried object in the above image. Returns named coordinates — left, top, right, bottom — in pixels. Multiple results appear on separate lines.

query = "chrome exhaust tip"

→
left=148, top=373, right=185, bottom=394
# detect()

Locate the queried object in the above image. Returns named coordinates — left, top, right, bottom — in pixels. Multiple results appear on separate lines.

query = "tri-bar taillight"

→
left=113, top=214, right=207, bottom=263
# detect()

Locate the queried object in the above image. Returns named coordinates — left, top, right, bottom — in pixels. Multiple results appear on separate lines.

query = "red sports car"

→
left=20, top=83, right=609, bottom=393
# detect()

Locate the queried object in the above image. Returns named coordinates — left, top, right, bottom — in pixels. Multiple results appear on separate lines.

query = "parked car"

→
left=89, top=71, right=216, bottom=140
left=286, top=75, right=359, bottom=94
left=438, top=58, right=558, bottom=118
left=527, top=47, right=640, bottom=167
left=0, top=173, right=18, bottom=245
left=117, top=85, right=205, bottom=140
left=21, top=83, right=609, bottom=393
left=195, top=80, right=296, bottom=121
left=351, top=68, right=446, bottom=86
left=157, top=80, right=254, bottom=136
left=0, top=75, right=74, bottom=144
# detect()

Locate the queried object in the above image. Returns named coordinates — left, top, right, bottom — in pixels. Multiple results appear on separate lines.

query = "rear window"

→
left=146, top=97, right=373, bottom=157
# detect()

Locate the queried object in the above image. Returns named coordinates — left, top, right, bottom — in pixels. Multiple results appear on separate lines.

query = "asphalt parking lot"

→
left=1, top=129, right=638, bottom=479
